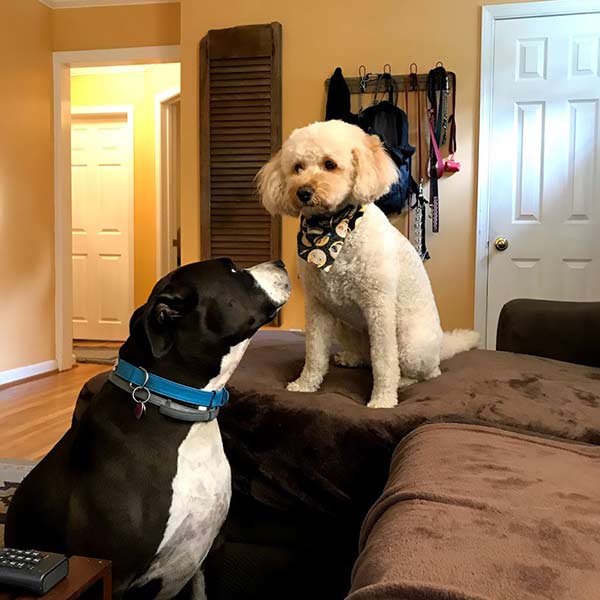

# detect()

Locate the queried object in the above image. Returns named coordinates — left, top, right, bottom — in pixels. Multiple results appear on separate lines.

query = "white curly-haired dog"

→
left=257, top=120, right=479, bottom=408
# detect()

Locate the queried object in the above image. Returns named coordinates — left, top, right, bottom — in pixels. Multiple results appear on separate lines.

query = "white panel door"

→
left=71, top=114, right=133, bottom=341
left=160, top=96, right=181, bottom=274
left=486, top=12, right=600, bottom=348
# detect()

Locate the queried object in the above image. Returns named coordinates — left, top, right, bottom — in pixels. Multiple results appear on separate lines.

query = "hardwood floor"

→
left=0, top=364, right=109, bottom=461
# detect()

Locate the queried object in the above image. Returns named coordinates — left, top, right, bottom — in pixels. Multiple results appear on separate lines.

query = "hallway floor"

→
left=0, top=364, right=108, bottom=460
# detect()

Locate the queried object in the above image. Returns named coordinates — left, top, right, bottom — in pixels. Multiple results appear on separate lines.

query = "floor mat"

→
left=0, top=459, right=36, bottom=546
left=73, top=345, right=119, bottom=365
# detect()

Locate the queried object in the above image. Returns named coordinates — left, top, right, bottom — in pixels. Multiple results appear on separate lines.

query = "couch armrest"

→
left=348, top=423, right=600, bottom=600
left=496, top=299, right=600, bottom=367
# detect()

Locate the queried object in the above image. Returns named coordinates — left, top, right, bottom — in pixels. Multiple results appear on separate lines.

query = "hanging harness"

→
left=426, top=65, right=448, bottom=233
left=426, top=64, right=459, bottom=233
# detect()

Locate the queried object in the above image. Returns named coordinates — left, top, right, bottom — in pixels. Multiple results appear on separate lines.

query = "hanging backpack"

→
left=357, top=74, right=415, bottom=215
left=325, top=69, right=414, bottom=215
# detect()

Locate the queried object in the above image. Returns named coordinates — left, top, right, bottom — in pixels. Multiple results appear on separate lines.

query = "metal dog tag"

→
left=134, top=402, right=145, bottom=420
left=131, top=376, right=150, bottom=421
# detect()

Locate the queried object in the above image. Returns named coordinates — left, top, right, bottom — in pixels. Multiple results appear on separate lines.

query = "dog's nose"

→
left=296, top=186, right=313, bottom=203
left=273, top=259, right=285, bottom=269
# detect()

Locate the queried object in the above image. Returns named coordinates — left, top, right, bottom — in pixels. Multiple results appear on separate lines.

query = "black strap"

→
left=448, top=73, right=457, bottom=155
left=404, top=77, right=411, bottom=240
left=426, top=66, right=449, bottom=234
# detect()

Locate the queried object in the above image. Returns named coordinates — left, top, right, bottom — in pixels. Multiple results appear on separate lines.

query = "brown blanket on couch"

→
left=219, top=332, right=600, bottom=521
left=80, top=331, right=600, bottom=523
left=350, top=423, right=600, bottom=600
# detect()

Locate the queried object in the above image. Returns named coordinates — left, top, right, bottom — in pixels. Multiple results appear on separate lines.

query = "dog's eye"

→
left=294, top=163, right=303, bottom=174
left=324, top=160, right=337, bottom=171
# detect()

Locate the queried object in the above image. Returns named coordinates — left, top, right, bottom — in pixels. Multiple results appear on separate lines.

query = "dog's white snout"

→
left=246, top=261, right=291, bottom=307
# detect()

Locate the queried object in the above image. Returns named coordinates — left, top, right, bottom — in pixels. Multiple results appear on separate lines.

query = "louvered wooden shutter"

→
left=200, top=22, right=282, bottom=269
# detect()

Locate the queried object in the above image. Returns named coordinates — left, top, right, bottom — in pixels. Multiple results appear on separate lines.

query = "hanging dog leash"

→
left=403, top=74, right=411, bottom=241
left=440, top=64, right=449, bottom=145
left=410, top=63, right=430, bottom=261
left=445, top=72, right=460, bottom=172
left=426, top=64, right=449, bottom=234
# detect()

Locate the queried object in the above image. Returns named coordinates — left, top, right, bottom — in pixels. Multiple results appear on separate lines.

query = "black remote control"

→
left=0, top=548, right=69, bottom=595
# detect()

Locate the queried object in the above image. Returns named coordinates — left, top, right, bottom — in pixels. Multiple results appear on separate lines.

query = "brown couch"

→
left=77, top=299, right=600, bottom=599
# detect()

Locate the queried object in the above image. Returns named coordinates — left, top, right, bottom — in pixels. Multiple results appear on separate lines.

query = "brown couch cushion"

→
left=349, top=423, right=600, bottom=600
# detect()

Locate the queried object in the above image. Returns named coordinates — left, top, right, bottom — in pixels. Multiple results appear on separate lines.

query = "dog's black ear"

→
left=128, top=305, right=146, bottom=335
left=144, top=286, right=197, bottom=358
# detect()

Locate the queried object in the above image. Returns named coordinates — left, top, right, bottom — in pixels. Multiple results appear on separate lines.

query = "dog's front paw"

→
left=367, top=392, right=398, bottom=409
left=286, top=378, right=320, bottom=393
left=398, top=377, right=418, bottom=389
left=333, top=351, right=367, bottom=368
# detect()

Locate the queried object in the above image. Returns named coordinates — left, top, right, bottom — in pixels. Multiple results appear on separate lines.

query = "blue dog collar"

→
left=113, top=359, right=229, bottom=410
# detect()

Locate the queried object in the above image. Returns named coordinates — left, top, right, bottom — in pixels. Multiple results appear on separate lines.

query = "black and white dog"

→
left=6, top=258, right=290, bottom=600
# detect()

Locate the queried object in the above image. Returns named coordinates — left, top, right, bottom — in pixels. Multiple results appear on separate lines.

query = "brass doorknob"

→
left=494, top=237, right=509, bottom=251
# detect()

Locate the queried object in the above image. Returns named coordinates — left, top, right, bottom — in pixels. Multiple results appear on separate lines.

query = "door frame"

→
left=155, top=87, right=181, bottom=278
left=53, top=45, right=180, bottom=370
left=475, top=0, right=600, bottom=348
left=71, top=105, right=135, bottom=341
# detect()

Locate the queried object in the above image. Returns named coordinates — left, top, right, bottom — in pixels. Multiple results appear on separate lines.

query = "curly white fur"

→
left=258, top=120, right=479, bottom=408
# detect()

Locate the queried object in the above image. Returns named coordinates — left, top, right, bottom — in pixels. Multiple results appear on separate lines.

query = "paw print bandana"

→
left=297, top=204, right=365, bottom=272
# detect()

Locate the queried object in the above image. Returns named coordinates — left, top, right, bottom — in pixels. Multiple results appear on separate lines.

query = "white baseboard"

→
left=0, top=360, right=58, bottom=387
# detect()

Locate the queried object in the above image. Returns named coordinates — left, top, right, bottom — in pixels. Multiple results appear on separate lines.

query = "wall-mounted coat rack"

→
left=323, top=63, right=459, bottom=261
left=325, top=67, right=455, bottom=94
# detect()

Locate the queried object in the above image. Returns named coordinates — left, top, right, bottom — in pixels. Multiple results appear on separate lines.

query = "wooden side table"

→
left=0, top=556, right=111, bottom=600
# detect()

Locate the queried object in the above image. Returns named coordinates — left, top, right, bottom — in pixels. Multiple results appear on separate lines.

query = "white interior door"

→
left=71, top=113, right=133, bottom=341
left=485, top=11, right=600, bottom=348
left=158, top=94, right=181, bottom=275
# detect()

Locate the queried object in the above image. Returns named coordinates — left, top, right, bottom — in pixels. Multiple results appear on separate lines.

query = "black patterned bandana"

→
left=297, top=205, right=365, bottom=272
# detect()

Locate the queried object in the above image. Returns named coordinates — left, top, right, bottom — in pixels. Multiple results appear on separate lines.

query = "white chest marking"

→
left=131, top=420, right=231, bottom=599
left=203, top=339, right=250, bottom=391
left=130, top=341, right=253, bottom=598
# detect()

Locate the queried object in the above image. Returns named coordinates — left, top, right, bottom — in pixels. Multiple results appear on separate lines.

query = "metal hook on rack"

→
left=436, top=61, right=444, bottom=67
left=358, top=65, right=366, bottom=90
left=383, top=63, right=392, bottom=75
left=409, top=63, right=419, bottom=91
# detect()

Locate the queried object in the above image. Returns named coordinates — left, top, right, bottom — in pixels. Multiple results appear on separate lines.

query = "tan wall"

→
left=52, top=3, right=180, bottom=51
left=0, top=0, right=54, bottom=372
left=71, top=64, right=180, bottom=307
left=0, top=2, right=178, bottom=374
left=180, top=0, right=541, bottom=332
